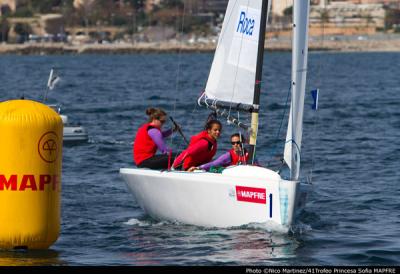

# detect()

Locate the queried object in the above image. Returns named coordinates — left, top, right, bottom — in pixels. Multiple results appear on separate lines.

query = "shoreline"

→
left=1, top=38, right=400, bottom=54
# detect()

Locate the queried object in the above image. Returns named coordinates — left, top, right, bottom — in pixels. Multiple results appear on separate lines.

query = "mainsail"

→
left=284, top=0, right=311, bottom=180
left=203, top=0, right=270, bottom=110
left=200, top=0, right=271, bottom=160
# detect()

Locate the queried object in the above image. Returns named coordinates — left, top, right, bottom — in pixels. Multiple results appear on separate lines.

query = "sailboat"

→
left=120, top=0, right=312, bottom=232
left=48, top=104, right=89, bottom=143
left=45, top=69, right=89, bottom=144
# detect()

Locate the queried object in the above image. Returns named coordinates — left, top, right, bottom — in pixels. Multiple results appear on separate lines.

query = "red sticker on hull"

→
left=235, top=186, right=266, bottom=204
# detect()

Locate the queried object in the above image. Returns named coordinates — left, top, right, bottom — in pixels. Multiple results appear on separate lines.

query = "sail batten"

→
left=284, top=0, right=311, bottom=180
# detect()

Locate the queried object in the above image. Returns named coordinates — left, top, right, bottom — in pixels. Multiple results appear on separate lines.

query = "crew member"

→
left=133, top=107, right=178, bottom=170
left=173, top=119, right=222, bottom=171
left=188, top=133, right=249, bottom=172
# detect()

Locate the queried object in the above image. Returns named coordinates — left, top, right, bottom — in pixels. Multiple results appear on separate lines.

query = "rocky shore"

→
left=0, top=38, right=400, bottom=55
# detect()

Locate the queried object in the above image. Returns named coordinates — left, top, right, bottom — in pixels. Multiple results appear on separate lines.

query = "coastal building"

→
left=310, top=1, right=386, bottom=29
left=5, top=14, right=65, bottom=42
left=271, top=0, right=292, bottom=16
left=144, top=0, right=161, bottom=13
left=0, top=0, right=27, bottom=14
left=40, top=14, right=64, bottom=35
left=182, top=0, right=229, bottom=15
left=318, top=0, right=399, bottom=5
left=270, top=0, right=390, bottom=35
left=73, top=0, right=96, bottom=10
left=271, top=0, right=399, bottom=16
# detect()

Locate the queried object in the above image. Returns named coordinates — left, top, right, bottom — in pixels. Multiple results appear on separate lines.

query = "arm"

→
left=161, top=128, right=173, bottom=138
left=173, top=151, right=186, bottom=168
left=148, top=128, right=170, bottom=154
left=199, top=152, right=231, bottom=171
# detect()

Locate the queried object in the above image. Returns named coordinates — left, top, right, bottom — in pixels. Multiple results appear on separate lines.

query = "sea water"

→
left=0, top=52, right=399, bottom=265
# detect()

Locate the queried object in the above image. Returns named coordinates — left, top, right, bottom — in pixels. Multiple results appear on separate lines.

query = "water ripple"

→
left=0, top=52, right=399, bottom=265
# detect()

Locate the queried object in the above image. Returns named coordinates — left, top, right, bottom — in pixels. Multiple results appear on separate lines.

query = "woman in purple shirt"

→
left=133, top=107, right=179, bottom=170
left=188, top=133, right=251, bottom=172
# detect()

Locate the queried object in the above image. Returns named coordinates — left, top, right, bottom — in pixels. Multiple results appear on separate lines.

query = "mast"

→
left=248, top=0, right=270, bottom=163
left=284, top=0, right=311, bottom=180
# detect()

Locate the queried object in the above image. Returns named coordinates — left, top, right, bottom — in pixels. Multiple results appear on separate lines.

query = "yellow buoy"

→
left=0, top=99, right=63, bottom=249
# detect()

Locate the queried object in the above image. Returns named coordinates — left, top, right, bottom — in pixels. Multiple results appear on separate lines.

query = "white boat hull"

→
left=63, top=125, right=88, bottom=143
left=120, top=165, right=309, bottom=232
left=47, top=108, right=89, bottom=143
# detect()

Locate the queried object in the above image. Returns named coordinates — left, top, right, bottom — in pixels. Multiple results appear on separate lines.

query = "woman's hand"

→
left=188, top=166, right=199, bottom=172
left=173, top=122, right=181, bottom=132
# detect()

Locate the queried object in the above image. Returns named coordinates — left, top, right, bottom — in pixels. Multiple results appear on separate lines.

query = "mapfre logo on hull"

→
left=235, top=186, right=266, bottom=204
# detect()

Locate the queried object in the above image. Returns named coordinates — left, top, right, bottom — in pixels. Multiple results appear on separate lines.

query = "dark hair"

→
left=205, top=119, right=222, bottom=131
left=231, top=133, right=246, bottom=142
left=146, top=107, right=167, bottom=122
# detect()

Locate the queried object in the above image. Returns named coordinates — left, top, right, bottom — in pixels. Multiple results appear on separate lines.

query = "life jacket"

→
left=133, top=123, right=159, bottom=165
left=175, top=130, right=217, bottom=170
left=229, top=148, right=249, bottom=165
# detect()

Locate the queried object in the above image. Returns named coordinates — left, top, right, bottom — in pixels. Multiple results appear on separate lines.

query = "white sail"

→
left=204, top=0, right=264, bottom=106
left=284, top=0, right=311, bottom=180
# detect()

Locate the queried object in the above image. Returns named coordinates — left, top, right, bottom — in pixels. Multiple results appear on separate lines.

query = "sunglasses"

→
left=231, top=141, right=241, bottom=145
left=158, top=118, right=166, bottom=124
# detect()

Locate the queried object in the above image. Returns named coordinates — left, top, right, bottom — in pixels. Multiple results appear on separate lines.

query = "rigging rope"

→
left=267, top=81, right=291, bottom=168
left=168, top=0, right=189, bottom=160
left=306, top=2, right=325, bottom=184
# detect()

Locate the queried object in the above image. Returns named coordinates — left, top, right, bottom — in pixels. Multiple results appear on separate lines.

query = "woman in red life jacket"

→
left=133, top=107, right=179, bottom=170
left=188, top=133, right=249, bottom=172
left=173, top=119, right=222, bottom=171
